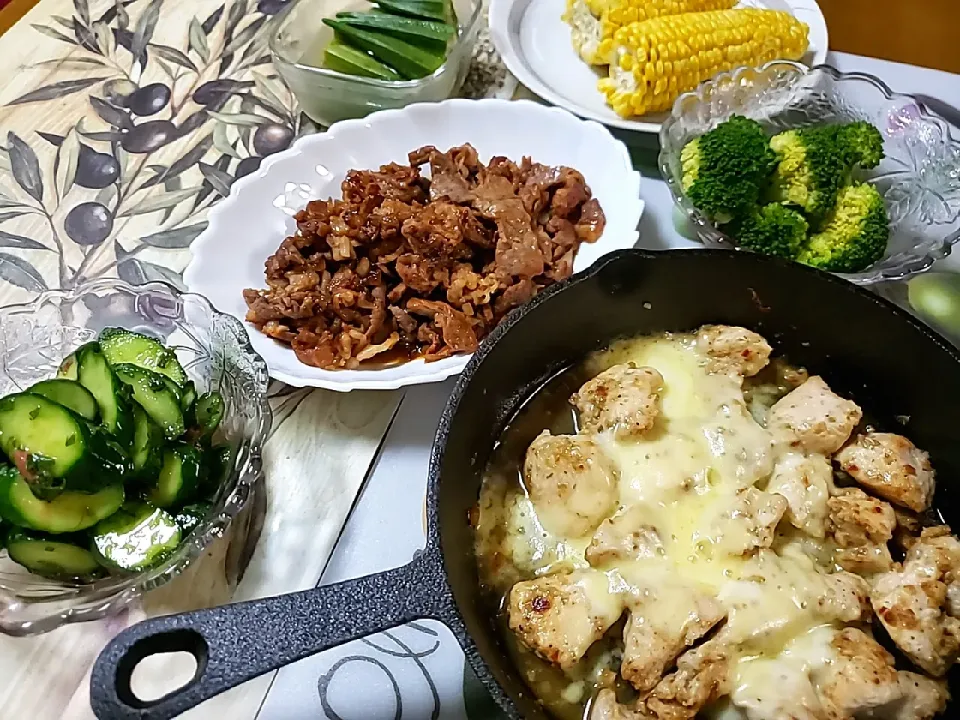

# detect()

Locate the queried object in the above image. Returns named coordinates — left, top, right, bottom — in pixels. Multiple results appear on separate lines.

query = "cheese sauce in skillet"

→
left=473, top=326, right=956, bottom=720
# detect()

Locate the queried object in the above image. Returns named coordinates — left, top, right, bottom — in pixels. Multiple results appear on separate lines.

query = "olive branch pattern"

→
left=0, top=0, right=309, bottom=295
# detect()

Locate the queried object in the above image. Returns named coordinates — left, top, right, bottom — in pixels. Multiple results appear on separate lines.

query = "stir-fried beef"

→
left=244, top=144, right=605, bottom=369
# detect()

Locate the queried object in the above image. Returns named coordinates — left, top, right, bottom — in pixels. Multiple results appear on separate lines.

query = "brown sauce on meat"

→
left=243, top=145, right=606, bottom=371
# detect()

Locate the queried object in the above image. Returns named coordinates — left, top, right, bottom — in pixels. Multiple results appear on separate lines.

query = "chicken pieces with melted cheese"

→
left=836, top=432, right=936, bottom=513
left=523, top=431, right=618, bottom=537
left=571, top=363, right=663, bottom=438
left=487, top=326, right=955, bottom=720
left=508, top=571, right=624, bottom=669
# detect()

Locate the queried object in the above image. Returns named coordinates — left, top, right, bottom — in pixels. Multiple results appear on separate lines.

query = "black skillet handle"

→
left=89, top=547, right=449, bottom=720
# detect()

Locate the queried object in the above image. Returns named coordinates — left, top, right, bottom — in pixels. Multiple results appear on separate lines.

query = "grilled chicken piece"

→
left=696, top=325, right=772, bottom=377
left=890, top=672, right=950, bottom=720
left=586, top=507, right=664, bottom=566
left=766, top=452, right=833, bottom=538
left=639, top=639, right=730, bottom=720
left=767, top=376, right=862, bottom=455
left=710, top=488, right=788, bottom=556
left=818, top=570, right=873, bottom=623
left=834, top=544, right=895, bottom=575
left=508, top=571, right=623, bottom=669
left=523, top=431, right=618, bottom=537
left=827, top=487, right=897, bottom=547
left=893, top=506, right=925, bottom=553
left=816, top=627, right=903, bottom=717
left=621, top=592, right=725, bottom=692
left=815, top=629, right=949, bottom=720
left=871, top=527, right=960, bottom=676
left=836, top=432, right=936, bottom=513
left=947, top=581, right=960, bottom=618
left=571, top=363, right=663, bottom=439
left=588, top=690, right=642, bottom=720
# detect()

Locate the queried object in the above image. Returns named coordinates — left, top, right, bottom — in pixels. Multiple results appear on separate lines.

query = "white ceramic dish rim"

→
left=184, top=98, right=643, bottom=391
left=488, top=0, right=829, bottom=133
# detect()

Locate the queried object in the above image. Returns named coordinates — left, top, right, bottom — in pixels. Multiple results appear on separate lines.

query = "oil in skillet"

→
left=478, top=363, right=625, bottom=720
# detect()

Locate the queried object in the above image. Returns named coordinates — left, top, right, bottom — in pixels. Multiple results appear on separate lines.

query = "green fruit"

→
left=908, top=272, right=960, bottom=337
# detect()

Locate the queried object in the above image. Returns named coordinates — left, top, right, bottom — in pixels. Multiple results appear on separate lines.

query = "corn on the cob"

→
left=563, top=0, right=736, bottom=66
left=598, top=9, right=809, bottom=118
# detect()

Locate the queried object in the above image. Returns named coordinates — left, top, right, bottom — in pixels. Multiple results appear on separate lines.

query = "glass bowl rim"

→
left=267, top=0, right=484, bottom=89
left=0, top=277, right=272, bottom=635
left=657, top=60, right=960, bottom=285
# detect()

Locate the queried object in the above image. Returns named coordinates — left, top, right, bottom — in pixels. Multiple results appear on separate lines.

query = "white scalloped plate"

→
left=489, top=0, right=829, bottom=134
left=184, top=99, right=643, bottom=391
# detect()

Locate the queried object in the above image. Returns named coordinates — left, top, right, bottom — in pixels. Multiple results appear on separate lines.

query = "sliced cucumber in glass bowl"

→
left=0, top=328, right=228, bottom=580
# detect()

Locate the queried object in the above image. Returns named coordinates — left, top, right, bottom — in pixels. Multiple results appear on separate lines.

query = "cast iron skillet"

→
left=90, top=249, right=960, bottom=719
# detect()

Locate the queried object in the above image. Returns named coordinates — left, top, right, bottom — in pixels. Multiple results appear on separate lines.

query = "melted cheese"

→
left=732, top=624, right=837, bottom=719
left=480, top=333, right=841, bottom=720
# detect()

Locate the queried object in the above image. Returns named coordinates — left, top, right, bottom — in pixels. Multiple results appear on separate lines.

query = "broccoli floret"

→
left=768, top=126, right=850, bottom=218
left=768, top=122, right=885, bottom=218
left=731, top=203, right=809, bottom=260
left=797, top=183, right=889, bottom=273
left=838, top=121, right=884, bottom=169
left=680, top=115, right=777, bottom=223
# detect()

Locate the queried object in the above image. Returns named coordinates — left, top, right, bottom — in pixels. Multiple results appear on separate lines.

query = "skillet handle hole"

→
left=115, top=629, right=208, bottom=708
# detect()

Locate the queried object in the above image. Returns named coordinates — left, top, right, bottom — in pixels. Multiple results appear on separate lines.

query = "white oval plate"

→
left=490, top=0, right=829, bottom=134
left=184, top=98, right=643, bottom=391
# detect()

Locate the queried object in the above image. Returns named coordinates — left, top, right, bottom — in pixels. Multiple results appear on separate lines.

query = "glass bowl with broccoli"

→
left=660, top=61, right=960, bottom=285
left=0, top=279, right=270, bottom=634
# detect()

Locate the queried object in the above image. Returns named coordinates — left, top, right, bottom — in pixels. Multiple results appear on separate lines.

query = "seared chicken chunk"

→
left=767, top=452, right=834, bottom=538
left=710, top=488, right=788, bottom=556
left=817, top=570, right=873, bottom=623
left=892, top=672, right=950, bottom=720
left=697, top=325, right=772, bottom=377
left=639, top=639, right=730, bottom=720
left=767, top=376, right=862, bottom=455
left=946, top=581, right=960, bottom=618
left=826, top=487, right=896, bottom=572
left=523, top=432, right=618, bottom=537
left=827, top=487, right=897, bottom=546
left=893, top=507, right=925, bottom=553
left=816, top=627, right=903, bottom=717
left=621, top=592, right=725, bottom=692
left=834, top=544, right=894, bottom=575
left=591, top=641, right=730, bottom=720
left=508, top=571, right=623, bottom=669
left=571, top=363, right=663, bottom=439
left=588, top=690, right=641, bottom=720
left=871, top=527, right=960, bottom=676
left=586, top=507, right=664, bottom=566
left=836, top=432, right=936, bottom=513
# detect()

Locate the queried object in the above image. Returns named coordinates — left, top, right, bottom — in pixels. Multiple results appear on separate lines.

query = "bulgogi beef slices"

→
left=243, top=144, right=606, bottom=370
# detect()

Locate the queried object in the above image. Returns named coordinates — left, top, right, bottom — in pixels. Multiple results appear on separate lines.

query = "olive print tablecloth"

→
left=0, top=0, right=511, bottom=716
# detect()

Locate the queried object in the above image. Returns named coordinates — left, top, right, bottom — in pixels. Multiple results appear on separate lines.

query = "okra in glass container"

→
left=269, top=0, right=483, bottom=125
